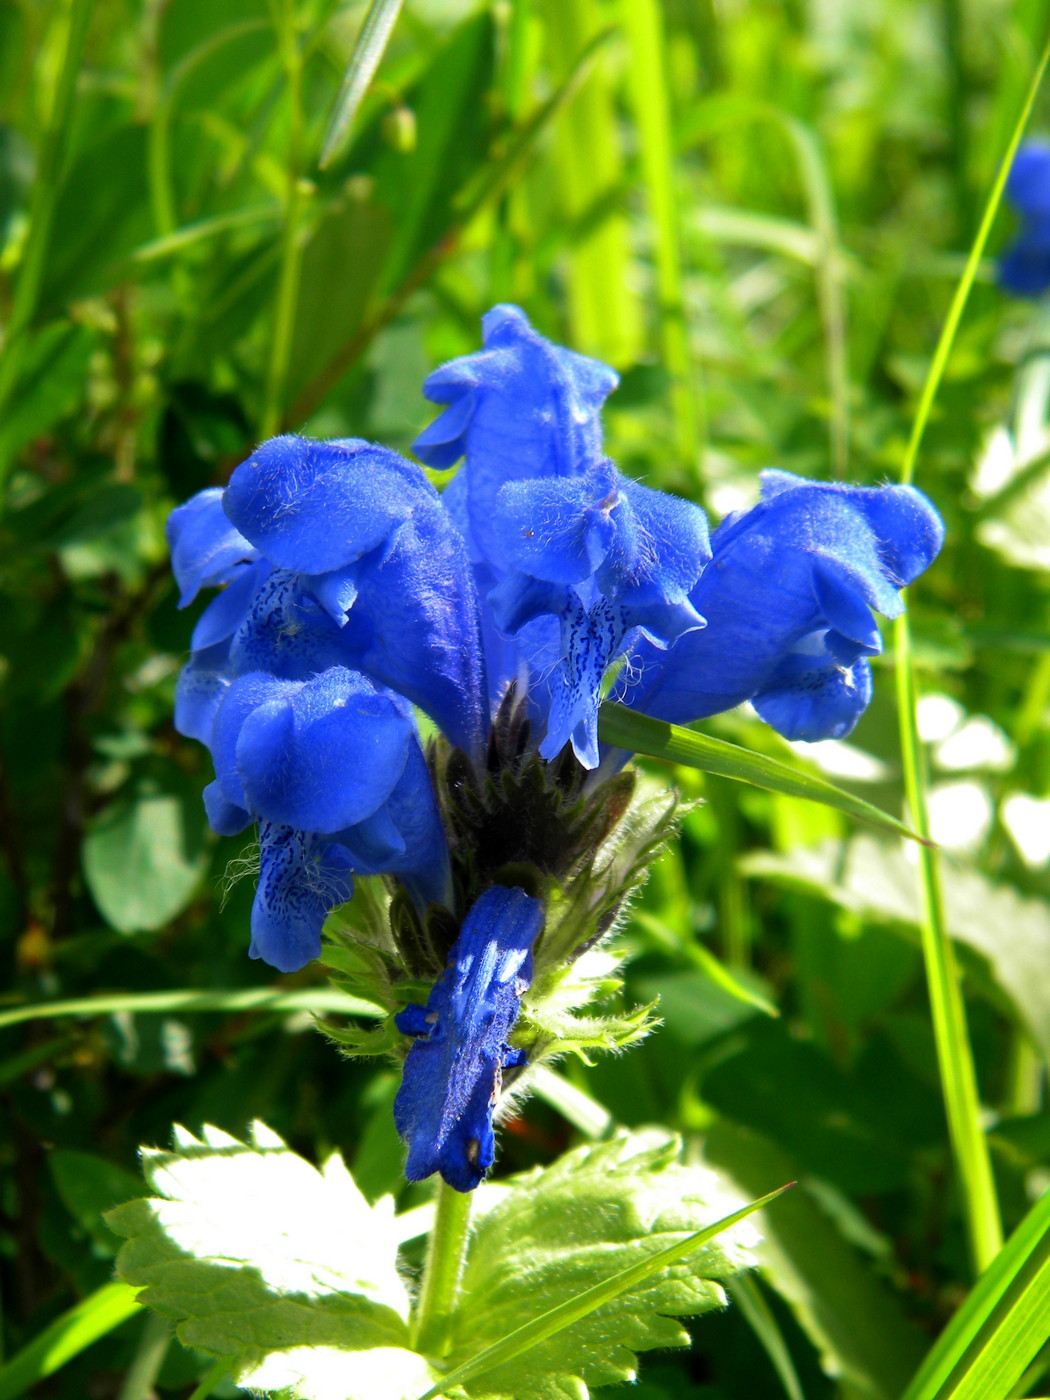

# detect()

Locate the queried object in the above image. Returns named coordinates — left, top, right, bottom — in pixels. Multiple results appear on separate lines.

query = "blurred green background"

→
left=3, top=0, right=1050, bottom=1394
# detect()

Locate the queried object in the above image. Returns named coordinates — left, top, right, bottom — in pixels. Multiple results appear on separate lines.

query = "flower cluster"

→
left=168, top=304, right=943, bottom=1191
left=1000, top=141, right=1050, bottom=297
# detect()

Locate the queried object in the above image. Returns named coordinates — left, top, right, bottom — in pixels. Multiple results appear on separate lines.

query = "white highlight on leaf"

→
left=1002, top=793, right=1050, bottom=868
left=916, top=692, right=965, bottom=743
left=927, top=780, right=993, bottom=851
left=934, top=716, right=1015, bottom=772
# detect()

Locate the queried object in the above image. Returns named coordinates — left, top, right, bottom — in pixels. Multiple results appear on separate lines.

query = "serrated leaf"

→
left=598, top=703, right=926, bottom=845
left=107, top=1123, right=437, bottom=1400
left=437, top=1132, right=761, bottom=1400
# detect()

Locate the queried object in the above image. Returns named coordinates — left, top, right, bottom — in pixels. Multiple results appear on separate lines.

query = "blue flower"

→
left=620, top=469, right=945, bottom=742
left=167, top=304, right=946, bottom=1193
left=202, top=666, right=449, bottom=972
left=393, top=885, right=544, bottom=1193
left=999, top=141, right=1050, bottom=297
left=415, top=306, right=711, bottom=766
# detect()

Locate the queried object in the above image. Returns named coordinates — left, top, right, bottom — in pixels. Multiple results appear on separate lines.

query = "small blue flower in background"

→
left=999, top=141, right=1050, bottom=297
left=168, top=304, right=944, bottom=1191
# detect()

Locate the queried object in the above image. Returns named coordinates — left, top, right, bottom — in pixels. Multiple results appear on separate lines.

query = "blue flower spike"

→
left=394, top=886, right=545, bottom=1193
left=999, top=140, right=1050, bottom=297
left=166, top=304, right=945, bottom=1194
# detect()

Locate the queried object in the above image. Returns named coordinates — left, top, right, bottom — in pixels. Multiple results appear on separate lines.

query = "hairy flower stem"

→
left=410, top=1180, right=473, bottom=1358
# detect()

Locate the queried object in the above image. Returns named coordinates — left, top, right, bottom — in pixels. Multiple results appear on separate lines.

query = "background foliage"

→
left=3, top=0, right=1050, bottom=1394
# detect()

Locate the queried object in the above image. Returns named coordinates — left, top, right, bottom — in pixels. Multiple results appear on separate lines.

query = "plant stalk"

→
left=895, top=613, right=1002, bottom=1274
left=261, top=0, right=306, bottom=440
left=410, top=1179, right=473, bottom=1358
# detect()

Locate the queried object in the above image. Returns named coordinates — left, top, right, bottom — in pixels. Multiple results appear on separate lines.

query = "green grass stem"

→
left=892, top=28, right=1050, bottom=1276
left=261, top=0, right=307, bottom=440
left=0, top=0, right=94, bottom=492
left=620, top=0, right=704, bottom=474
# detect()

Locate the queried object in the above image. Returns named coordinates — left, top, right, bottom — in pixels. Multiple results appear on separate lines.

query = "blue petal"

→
left=210, top=672, right=297, bottom=813
left=224, top=435, right=436, bottom=575
left=623, top=476, right=943, bottom=738
left=999, top=232, right=1050, bottom=298
left=166, top=489, right=257, bottom=608
left=1007, top=142, right=1050, bottom=218
left=329, top=741, right=451, bottom=912
left=600, top=478, right=711, bottom=610
left=173, top=642, right=233, bottom=746
left=202, top=779, right=251, bottom=836
left=752, top=654, right=873, bottom=741
left=190, top=559, right=273, bottom=653
left=414, top=305, right=619, bottom=569
left=335, top=508, right=488, bottom=754
left=231, top=668, right=413, bottom=833
left=228, top=569, right=351, bottom=681
left=490, top=469, right=619, bottom=585
left=249, top=822, right=355, bottom=973
left=393, top=885, right=544, bottom=1193
left=539, top=595, right=626, bottom=767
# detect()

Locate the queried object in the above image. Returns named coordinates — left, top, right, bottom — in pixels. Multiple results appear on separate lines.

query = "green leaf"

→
left=0, top=985, right=383, bottom=1031
left=107, top=1122, right=437, bottom=1400
left=900, top=1183, right=1050, bottom=1400
left=49, top=1150, right=145, bottom=1256
left=0, top=1282, right=139, bottom=1400
left=433, top=1131, right=765, bottom=1400
left=598, top=703, right=925, bottom=844
left=81, top=781, right=209, bottom=933
left=743, top=836, right=1050, bottom=1063
left=319, top=0, right=406, bottom=170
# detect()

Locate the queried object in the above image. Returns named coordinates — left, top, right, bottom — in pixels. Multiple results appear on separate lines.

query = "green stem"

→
left=886, top=28, right=1050, bottom=1278
left=895, top=613, right=1002, bottom=1274
left=261, top=0, right=306, bottom=440
left=410, top=1179, right=473, bottom=1358
left=0, top=0, right=94, bottom=491
left=620, top=0, right=704, bottom=476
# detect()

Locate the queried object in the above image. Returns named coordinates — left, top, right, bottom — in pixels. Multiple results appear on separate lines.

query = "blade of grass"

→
left=729, top=1273, right=806, bottom=1400
left=598, top=702, right=928, bottom=844
left=0, top=1282, right=139, bottom=1400
left=777, top=115, right=849, bottom=479
left=287, top=27, right=614, bottom=427
left=260, top=0, right=308, bottom=440
left=318, top=0, right=405, bottom=170
left=892, top=26, right=1050, bottom=1276
left=900, top=1185, right=1050, bottom=1400
left=542, top=0, right=641, bottom=365
left=415, top=1184, right=793, bottom=1399
left=619, top=0, right=703, bottom=473
left=0, top=986, right=383, bottom=1031
left=0, top=0, right=94, bottom=492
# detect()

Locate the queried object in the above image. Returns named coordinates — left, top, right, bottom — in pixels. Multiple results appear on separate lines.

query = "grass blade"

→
left=0, top=986, right=383, bottom=1031
left=318, top=0, right=405, bottom=170
left=892, top=26, right=1050, bottom=1275
left=901, top=1185, right=1050, bottom=1400
left=0, top=1282, right=139, bottom=1400
left=0, top=0, right=93, bottom=491
left=729, top=1274, right=806, bottom=1400
left=620, top=0, right=703, bottom=471
left=415, top=1184, right=793, bottom=1400
left=598, top=702, right=927, bottom=844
